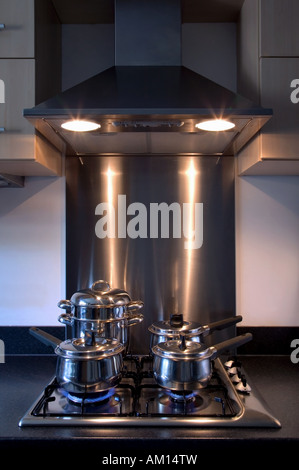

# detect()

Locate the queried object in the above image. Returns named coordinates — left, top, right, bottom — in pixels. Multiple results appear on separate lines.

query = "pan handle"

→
left=203, top=315, right=243, bottom=336
left=126, top=300, right=144, bottom=312
left=58, top=312, right=74, bottom=326
left=126, top=313, right=144, bottom=327
left=210, top=333, right=252, bottom=359
left=29, top=327, right=61, bottom=349
left=57, top=299, right=72, bottom=313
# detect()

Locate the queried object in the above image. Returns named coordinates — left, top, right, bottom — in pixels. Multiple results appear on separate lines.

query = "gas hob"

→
left=19, top=355, right=281, bottom=428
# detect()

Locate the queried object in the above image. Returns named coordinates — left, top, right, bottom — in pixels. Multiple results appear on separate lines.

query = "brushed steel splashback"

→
left=65, top=155, right=235, bottom=354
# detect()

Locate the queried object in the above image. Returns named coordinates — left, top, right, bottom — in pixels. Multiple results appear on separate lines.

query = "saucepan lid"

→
left=148, top=314, right=201, bottom=336
left=70, top=280, right=133, bottom=308
left=152, top=334, right=209, bottom=360
left=152, top=333, right=253, bottom=361
left=55, top=333, right=125, bottom=359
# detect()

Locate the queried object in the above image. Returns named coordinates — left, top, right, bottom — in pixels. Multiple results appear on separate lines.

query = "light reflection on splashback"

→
left=182, top=159, right=199, bottom=316
left=66, top=155, right=235, bottom=353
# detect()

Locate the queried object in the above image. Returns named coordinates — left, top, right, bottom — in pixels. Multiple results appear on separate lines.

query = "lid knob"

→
left=169, top=314, right=184, bottom=328
left=91, top=280, right=111, bottom=292
left=84, top=330, right=97, bottom=346
left=179, top=334, right=187, bottom=351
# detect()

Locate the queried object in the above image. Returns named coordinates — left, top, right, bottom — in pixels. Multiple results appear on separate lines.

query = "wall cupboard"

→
left=237, top=0, right=299, bottom=175
left=0, top=0, right=62, bottom=178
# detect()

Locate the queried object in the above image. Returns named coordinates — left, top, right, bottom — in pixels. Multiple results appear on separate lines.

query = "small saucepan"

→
left=152, top=332, right=252, bottom=391
left=29, top=327, right=124, bottom=395
left=148, top=314, right=243, bottom=351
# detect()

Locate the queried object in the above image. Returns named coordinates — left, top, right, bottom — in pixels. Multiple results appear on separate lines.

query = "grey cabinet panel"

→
left=0, top=0, right=34, bottom=58
left=0, top=0, right=61, bottom=176
left=260, top=0, right=299, bottom=57
left=260, top=58, right=299, bottom=160
left=237, top=0, right=299, bottom=174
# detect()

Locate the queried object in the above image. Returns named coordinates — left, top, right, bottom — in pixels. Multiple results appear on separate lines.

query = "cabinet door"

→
left=0, top=0, right=34, bottom=58
left=260, top=0, right=299, bottom=57
left=260, top=58, right=299, bottom=160
left=0, top=59, right=35, bottom=160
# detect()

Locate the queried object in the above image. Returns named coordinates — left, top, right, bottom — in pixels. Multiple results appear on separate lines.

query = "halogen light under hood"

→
left=23, top=0, right=272, bottom=157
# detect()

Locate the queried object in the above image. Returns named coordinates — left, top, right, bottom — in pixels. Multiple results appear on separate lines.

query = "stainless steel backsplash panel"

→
left=65, top=155, right=235, bottom=353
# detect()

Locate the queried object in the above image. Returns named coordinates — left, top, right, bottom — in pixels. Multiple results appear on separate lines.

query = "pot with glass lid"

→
left=57, top=280, right=144, bottom=352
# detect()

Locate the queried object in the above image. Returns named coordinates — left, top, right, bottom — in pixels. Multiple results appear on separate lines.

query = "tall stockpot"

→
left=58, top=280, right=144, bottom=352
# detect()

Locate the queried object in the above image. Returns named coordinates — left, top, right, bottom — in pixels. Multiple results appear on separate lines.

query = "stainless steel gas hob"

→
left=19, top=355, right=281, bottom=428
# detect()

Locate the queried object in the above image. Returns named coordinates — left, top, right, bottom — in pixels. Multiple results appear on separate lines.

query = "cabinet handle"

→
left=0, top=24, right=5, bottom=30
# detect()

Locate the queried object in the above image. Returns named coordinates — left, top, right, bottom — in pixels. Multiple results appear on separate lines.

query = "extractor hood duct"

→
left=24, top=0, right=272, bottom=156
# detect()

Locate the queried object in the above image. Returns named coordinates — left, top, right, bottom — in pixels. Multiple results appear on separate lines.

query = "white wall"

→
left=0, top=176, right=65, bottom=325
left=235, top=175, right=299, bottom=326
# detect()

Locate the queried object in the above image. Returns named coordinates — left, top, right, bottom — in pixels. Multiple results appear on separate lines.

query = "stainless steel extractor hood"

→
left=24, top=0, right=272, bottom=157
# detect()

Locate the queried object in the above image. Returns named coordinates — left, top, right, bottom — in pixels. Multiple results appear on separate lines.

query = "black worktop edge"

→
left=0, top=326, right=298, bottom=355
left=236, top=326, right=299, bottom=355
left=0, top=326, right=65, bottom=354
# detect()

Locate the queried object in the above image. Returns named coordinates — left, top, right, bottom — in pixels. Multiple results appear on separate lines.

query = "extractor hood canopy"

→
left=24, top=0, right=272, bottom=156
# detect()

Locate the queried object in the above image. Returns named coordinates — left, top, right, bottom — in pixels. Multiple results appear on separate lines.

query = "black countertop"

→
left=0, top=354, right=298, bottom=464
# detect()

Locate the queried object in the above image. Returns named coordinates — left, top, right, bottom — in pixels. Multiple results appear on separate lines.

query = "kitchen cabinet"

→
left=0, top=59, right=35, bottom=157
left=237, top=0, right=299, bottom=175
left=259, top=0, right=299, bottom=57
left=0, top=0, right=34, bottom=58
left=259, top=59, right=299, bottom=161
left=0, top=0, right=62, bottom=177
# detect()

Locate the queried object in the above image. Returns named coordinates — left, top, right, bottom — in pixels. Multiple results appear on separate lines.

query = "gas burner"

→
left=158, top=389, right=205, bottom=412
left=60, top=387, right=116, bottom=405
left=19, top=356, right=281, bottom=428
left=164, top=389, right=197, bottom=403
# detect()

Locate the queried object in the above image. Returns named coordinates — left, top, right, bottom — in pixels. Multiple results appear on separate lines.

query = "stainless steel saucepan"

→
left=57, top=280, right=144, bottom=353
left=29, top=327, right=124, bottom=395
left=152, top=332, right=252, bottom=391
left=148, top=314, right=243, bottom=351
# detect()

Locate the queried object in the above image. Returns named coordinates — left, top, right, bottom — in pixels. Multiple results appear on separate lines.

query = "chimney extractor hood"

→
left=23, top=0, right=272, bottom=157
